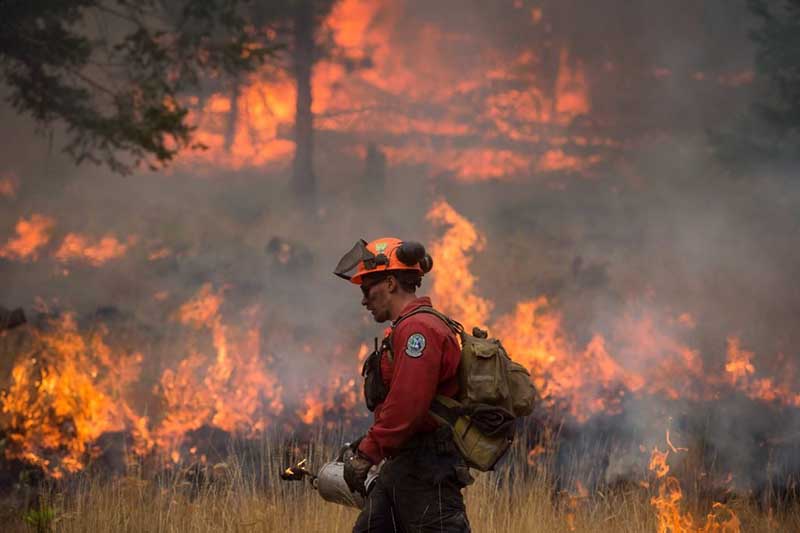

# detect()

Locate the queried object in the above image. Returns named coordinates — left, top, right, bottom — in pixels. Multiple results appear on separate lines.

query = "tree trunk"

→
left=224, top=77, right=241, bottom=153
left=363, top=143, right=386, bottom=199
left=292, top=0, right=316, bottom=205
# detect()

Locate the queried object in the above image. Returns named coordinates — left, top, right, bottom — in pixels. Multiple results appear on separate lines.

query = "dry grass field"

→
left=2, top=433, right=798, bottom=533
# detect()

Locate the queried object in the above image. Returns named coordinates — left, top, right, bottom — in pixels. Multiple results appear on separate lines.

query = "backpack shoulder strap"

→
left=385, top=306, right=463, bottom=365
left=392, top=306, right=464, bottom=335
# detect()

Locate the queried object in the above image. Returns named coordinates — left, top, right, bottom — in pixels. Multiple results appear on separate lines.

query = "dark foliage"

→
left=0, top=0, right=281, bottom=174
left=749, top=0, right=800, bottom=135
left=713, top=0, right=800, bottom=170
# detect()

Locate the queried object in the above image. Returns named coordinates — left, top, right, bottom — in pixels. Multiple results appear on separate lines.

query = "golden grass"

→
left=3, top=434, right=799, bottom=533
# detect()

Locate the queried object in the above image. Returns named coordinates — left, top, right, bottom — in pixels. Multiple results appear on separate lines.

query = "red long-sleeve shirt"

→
left=358, top=297, right=461, bottom=463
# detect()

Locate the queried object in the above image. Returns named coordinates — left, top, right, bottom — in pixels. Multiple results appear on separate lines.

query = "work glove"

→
left=343, top=450, right=373, bottom=496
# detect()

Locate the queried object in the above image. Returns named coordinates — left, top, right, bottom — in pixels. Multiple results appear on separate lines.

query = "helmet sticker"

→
left=375, top=242, right=387, bottom=254
left=405, top=333, right=426, bottom=358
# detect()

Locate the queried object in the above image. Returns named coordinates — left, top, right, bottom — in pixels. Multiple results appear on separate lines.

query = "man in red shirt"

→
left=334, top=237, right=472, bottom=532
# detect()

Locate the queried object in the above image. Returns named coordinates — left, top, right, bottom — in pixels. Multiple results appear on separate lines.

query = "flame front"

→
left=426, top=199, right=800, bottom=421
left=3, top=199, right=800, bottom=479
left=0, top=284, right=290, bottom=473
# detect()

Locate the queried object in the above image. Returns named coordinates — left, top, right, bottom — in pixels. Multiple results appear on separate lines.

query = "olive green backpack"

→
left=395, top=307, right=537, bottom=471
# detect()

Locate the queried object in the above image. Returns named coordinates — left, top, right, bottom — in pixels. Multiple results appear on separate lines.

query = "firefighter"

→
left=334, top=238, right=472, bottom=533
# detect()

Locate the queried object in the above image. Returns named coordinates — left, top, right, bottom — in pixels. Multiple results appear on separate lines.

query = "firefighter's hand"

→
left=349, top=435, right=365, bottom=452
left=343, top=451, right=372, bottom=496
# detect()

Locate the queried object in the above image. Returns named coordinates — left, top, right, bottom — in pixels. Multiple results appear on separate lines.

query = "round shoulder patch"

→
left=405, top=333, right=426, bottom=358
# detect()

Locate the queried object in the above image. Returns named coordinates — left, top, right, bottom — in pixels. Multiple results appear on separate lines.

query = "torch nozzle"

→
left=280, top=458, right=315, bottom=481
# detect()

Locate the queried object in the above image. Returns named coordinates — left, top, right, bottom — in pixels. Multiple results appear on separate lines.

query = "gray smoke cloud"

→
left=1, top=0, right=798, bottom=491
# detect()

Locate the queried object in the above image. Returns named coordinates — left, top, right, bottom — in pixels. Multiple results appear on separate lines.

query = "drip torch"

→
left=280, top=444, right=380, bottom=509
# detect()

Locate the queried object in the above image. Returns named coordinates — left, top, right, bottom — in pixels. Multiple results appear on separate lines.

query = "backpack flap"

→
left=458, top=333, right=511, bottom=408
left=429, top=395, right=512, bottom=472
left=505, top=358, right=536, bottom=416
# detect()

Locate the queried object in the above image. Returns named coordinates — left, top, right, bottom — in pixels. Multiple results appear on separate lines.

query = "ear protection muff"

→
left=419, top=254, right=433, bottom=273
left=396, top=240, right=433, bottom=274
left=396, top=241, right=426, bottom=266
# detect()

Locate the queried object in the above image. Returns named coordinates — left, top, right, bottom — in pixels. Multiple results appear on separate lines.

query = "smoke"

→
left=2, top=0, right=799, bottom=490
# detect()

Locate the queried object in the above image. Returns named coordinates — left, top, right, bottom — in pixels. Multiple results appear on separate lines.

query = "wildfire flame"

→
left=648, top=443, right=741, bottom=533
left=0, top=173, right=18, bottom=198
left=154, top=284, right=283, bottom=455
left=186, top=73, right=296, bottom=170
left=55, top=233, right=137, bottom=266
left=724, top=337, right=800, bottom=407
left=2, top=198, right=800, bottom=478
left=426, top=199, right=800, bottom=421
left=181, top=1, right=602, bottom=180
left=0, top=314, right=145, bottom=478
left=0, top=283, right=291, bottom=473
left=0, top=214, right=55, bottom=262
left=426, top=199, right=492, bottom=328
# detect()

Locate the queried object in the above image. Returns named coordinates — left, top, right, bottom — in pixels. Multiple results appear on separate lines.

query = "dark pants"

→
left=353, top=433, right=472, bottom=533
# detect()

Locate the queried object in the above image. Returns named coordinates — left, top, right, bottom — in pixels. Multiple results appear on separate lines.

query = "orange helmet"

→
left=334, top=237, right=433, bottom=285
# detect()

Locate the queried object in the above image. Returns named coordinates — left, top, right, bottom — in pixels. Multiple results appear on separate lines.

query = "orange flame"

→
left=427, top=200, right=800, bottom=421
left=1, top=281, right=289, bottom=471
left=296, top=377, right=360, bottom=427
left=0, top=314, right=146, bottom=478
left=297, top=393, right=326, bottom=425
left=55, top=233, right=137, bottom=266
left=724, top=337, right=755, bottom=384
left=154, top=284, right=283, bottom=457
left=179, top=1, right=603, bottom=181
left=296, top=343, right=366, bottom=426
left=185, top=72, right=296, bottom=171
left=0, top=173, right=19, bottom=198
left=725, top=337, right=800, bottom=406
left=648, top=444, right=741, bottom=533
left=148, top=246, right=172, bottom=261
left=426, top=199, right=492, bottom=328
left=4, top=198, right=800, bottom=477
left=555, top=48, right=590, bottom=120
left=0, top=214, right=55, bottom=262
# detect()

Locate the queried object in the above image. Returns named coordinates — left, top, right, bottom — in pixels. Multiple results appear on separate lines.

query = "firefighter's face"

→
left=361, top=275, right=393, bottom=322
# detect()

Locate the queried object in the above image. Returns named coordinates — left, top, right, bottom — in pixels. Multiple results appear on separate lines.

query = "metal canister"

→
left=313, top=461, right=379, bottom=509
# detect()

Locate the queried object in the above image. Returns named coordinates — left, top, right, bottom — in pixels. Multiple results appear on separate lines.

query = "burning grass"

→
left=1, top=432, right=798, bottom=532
left=3, top=198, right=800, bottom=533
